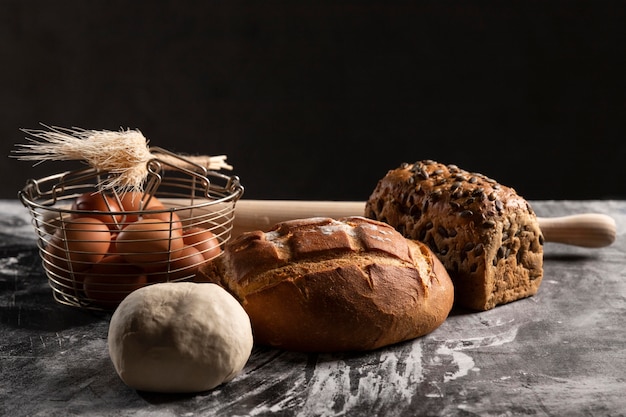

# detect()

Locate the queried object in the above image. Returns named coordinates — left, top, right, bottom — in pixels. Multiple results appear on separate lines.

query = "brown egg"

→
left=115, top=219, right=184, bottom=267
left=142, top=208, right=184, bottom=237
left=71, top=192, right=123, bottom=229
left=182, top=227, right=222, bottom=260
left=118, top=192, right=183, bottom=233
left=54, top=217, right=111, bottom=269
left=41, top=211, right=71, bottom=235
left=83, top=254, right=148, bottom=309
left=148, top=245, right=207, bottom=283
left=42, top=236, right=87, bottom=293
left=108, top=232, right=119, bottom=253
left=119, top=192, right=164, bottom=223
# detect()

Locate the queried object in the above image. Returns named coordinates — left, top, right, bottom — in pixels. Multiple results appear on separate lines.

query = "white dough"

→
left=108, top=282, right=253, bottom=393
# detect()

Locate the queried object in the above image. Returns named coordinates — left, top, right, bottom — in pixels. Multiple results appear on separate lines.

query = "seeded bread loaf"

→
left=365, top=160, right=544, bottom=311
left=197, top=216, right=454, bottom=352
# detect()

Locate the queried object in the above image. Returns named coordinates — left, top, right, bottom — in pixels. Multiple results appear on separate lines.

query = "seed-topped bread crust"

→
left=198, top=216, right=454, bottom=352
left=365, top=160, right=544, bottom=310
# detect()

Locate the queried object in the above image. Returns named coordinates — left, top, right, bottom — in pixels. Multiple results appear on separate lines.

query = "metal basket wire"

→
left=18, top=148, right=244, bottom=310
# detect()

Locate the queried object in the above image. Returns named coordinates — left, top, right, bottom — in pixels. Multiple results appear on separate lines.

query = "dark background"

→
left=2, top=1, right=625, bottom=202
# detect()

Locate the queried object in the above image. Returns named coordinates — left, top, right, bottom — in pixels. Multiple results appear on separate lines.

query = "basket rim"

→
left=18, top=167, right=244, bottom=213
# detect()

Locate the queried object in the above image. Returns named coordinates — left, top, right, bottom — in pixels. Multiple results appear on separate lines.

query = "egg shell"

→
left=119, top=192, right=164, bottom=223
left=141, top=209, right=184, bottom=237
left=182, top=227, right=222, bottom=260
left=117, top=192, right=183, bottom=233
left=148, top=245, right=207, bottom=283
left=54, top=217, right=112, bottom=267
left=115, top=219, right=185, bottom=267
left=42, top=236, right=87, bottom=293
left=71, top=192, right=123, bottom=229
left=84, top=254, right=148, bottom=309
left=41, top=211, right=71, bottom=235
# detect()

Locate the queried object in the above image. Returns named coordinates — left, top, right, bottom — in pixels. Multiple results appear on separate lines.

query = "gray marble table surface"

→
left=1, top=199, right=624, bottom=417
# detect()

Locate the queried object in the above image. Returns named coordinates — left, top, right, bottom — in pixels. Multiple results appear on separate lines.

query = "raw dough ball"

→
left=108, top=282, right=253, bottom=393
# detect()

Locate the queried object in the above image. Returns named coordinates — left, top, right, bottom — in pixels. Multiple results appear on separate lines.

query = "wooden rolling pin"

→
left=232, top=200, right=617, bottom=248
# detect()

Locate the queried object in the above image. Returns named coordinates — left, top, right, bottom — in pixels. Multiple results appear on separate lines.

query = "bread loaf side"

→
left=365, top=160, right=543, bottom=310
left=198, top=216, right=454, bottom=352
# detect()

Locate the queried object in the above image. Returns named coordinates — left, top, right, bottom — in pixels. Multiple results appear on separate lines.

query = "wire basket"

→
left=19, top=148, right=244, bottom=310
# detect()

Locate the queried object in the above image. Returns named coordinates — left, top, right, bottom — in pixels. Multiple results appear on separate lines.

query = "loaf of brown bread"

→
left=197, top=216, right=454, bottom=352
left=365, top=160, right=544, bottom=311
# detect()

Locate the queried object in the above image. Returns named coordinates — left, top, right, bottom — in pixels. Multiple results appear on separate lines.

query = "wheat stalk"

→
left=13, top=125, right=232, bottom=191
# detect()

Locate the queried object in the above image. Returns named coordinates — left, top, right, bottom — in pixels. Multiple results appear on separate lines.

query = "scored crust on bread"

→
left=197, top=216, right=454, bottom=352
left=365, top=160, right=544, bottom=311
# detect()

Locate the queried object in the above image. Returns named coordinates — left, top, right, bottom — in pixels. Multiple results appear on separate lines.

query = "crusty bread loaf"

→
left=197, top=216, right=454, bottom=352
left=365, top=160, right=544, bottom=311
